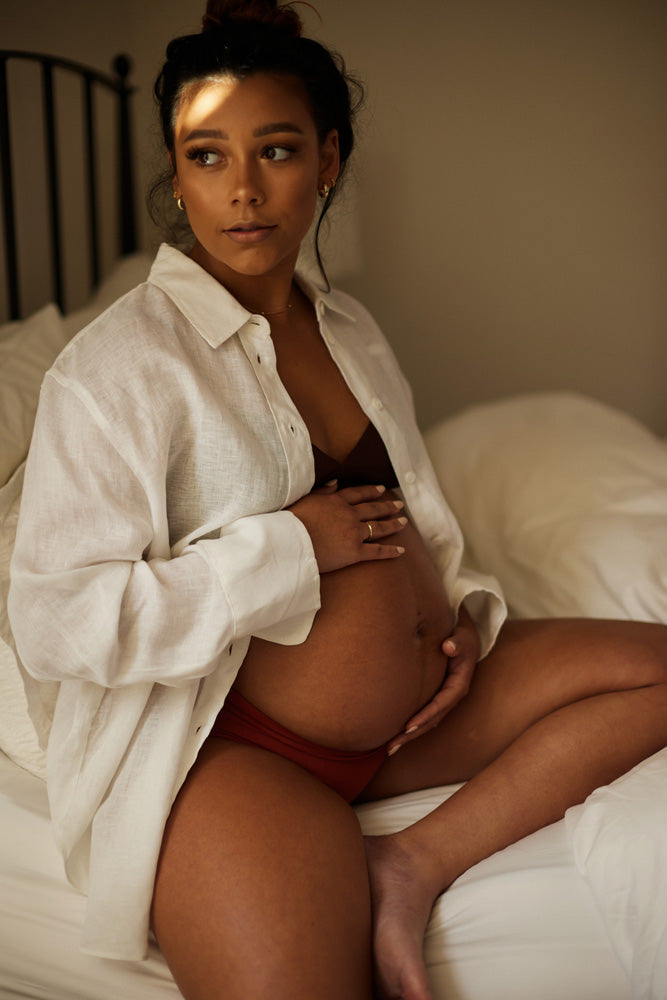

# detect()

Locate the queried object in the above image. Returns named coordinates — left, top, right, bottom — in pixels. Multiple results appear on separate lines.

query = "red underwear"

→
left=209, top=689, right=388, bottom=803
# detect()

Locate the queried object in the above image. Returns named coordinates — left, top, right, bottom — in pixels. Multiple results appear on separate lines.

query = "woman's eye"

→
left=186, top=148, right=221, bottom=166
left=262, top=145, right=294, bottom=162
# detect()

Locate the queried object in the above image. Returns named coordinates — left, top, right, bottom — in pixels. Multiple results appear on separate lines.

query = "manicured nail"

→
left=392, top=500, right=404, bottom=510
left=395, top=546, right=405, bottom=554
left=376, top=485, right=386, bottom=494
left=405, top=725, right=419, bottom=735
left=387, top=744, right=401, bottom=756
left=397, top=516, right=408, bottom=526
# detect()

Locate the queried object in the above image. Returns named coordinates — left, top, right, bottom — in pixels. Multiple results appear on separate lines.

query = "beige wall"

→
left=2, top=0, right=666, bottom=432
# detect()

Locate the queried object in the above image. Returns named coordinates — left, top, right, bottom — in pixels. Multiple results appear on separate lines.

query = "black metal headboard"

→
left=0, top=51, right=137, bottom=321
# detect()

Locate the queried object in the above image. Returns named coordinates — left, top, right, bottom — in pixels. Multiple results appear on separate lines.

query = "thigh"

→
left=152, top=738, right=374, bottom=1000
left=361, top=617, right=667, bottom=799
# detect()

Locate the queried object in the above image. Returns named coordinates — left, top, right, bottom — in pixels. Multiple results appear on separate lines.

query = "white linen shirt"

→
left=8, top=244, right=506, bottom=960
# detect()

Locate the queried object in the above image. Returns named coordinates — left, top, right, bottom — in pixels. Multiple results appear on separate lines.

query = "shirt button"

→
left=404, top=470, right=417, bottom=484
left=432, top=534, right=446, bottom=546
left=371, top=397, right=383, bottom=411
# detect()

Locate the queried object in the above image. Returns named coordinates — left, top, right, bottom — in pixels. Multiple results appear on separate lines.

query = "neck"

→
left=258, top=300, right=293, bottom=318
left=188, top=241, right=298, bottom=317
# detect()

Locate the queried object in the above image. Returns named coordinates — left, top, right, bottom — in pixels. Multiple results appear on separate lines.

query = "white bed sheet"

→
left=0, top=751, right=178, bottom=1000
left=0, top=748, right=633, bottom=1000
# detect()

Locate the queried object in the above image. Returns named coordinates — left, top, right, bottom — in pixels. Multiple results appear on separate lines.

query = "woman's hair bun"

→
left=202, top=0, right=304, bottom=37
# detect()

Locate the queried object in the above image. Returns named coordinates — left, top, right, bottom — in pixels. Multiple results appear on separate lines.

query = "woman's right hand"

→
left=289, top=482, right=407, bottom=573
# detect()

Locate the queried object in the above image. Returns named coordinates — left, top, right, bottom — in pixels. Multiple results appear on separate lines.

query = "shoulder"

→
left=321, top=286, right=380, bottom=328
left=38, top=282, right=191, bottom=448
left=309, top=283, right=392, bottom=354
left=54, top=243, right=228, bottom=376
left=51, top=281, right=186, bottom=388
left=319, top=287, right=404, bottom=376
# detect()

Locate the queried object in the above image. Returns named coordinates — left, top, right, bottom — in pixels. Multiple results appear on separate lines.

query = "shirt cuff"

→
left=196, top=509, right=321, bottom=645
left=452, top=570, right=507, bottom=659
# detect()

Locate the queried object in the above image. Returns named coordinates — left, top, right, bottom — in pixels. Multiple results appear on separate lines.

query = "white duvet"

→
left=566, top=749, right=667, bottom=1000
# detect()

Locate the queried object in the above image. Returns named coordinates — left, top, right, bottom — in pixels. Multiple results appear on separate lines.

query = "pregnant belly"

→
left=233, top=516, right=455, bottom=751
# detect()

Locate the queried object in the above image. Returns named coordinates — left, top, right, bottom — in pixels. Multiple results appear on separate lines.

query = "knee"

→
left=615, top=623, right=667, bottom=688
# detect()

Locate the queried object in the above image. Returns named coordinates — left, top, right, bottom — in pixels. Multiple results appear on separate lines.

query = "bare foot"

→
left=364, top=834, right=441, bottom=1000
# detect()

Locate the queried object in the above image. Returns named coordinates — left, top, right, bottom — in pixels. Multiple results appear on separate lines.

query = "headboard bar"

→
left=83, top=74, right=100, bottom=289
left=42, top=60, right=64, bottom=315
left=0, top=50, right=137, bottom=320
left=0, top=58, right=19, bottom=320
left=114, top=54, right=137, bottom=259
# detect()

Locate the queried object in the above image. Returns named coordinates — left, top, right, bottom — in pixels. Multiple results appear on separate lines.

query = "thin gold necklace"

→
left=260, top=302, right=293, bottom=317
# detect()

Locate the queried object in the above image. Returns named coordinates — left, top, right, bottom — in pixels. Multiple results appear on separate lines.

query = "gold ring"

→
left=366, top=521, right=373, bottom=542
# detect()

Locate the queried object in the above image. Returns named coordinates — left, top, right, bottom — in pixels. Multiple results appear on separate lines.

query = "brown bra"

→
left=312, top=421, right=398, bottom=490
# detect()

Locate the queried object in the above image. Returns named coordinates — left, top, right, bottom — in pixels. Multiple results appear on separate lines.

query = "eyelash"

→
left=184, top=144, right=298, bottom=166
left=263, top=144, right=297, bottom=161
left=185, top=147, right=220, bottom=167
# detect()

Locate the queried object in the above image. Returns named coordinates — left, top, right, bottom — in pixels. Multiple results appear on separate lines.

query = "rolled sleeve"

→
left=451, top=568, right=507, bottom=659
left=195, top=510, right=321, bottom=645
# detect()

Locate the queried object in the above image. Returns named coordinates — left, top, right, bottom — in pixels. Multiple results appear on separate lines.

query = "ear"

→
left=318, top=129, right=340, bottom=186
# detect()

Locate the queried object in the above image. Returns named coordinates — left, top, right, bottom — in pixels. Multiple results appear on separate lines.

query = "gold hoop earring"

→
left=173, top=191, right=185, bottom=212
left=319, top=178, right=336, bottom=199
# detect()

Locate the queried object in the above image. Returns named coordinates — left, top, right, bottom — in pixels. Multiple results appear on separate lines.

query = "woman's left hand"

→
left=387, top=606, right=481, bottom=755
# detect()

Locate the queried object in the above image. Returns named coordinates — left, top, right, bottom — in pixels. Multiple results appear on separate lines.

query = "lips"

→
left=224, top=222, right=276, bottom=245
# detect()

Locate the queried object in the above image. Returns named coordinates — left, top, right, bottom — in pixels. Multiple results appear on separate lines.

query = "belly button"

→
left=414, top=613, right=429, bottom=642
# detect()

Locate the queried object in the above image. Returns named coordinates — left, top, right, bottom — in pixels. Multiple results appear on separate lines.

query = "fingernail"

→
left=396, top=546, right=405, bottom=554
left=325, top=479, right=337, bottom=486
left=387, top=744, right=401, bottom=756
left=376, top=485, right=386, bottom=494
left=405, top=725, right=419, bottom=734
left=397, top=516, right=408, bottom=526
left=392, top=500, right=404, bottom=510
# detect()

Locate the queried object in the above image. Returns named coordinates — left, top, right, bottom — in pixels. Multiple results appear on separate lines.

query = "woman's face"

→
left=171, top=72, right=339, bottom=297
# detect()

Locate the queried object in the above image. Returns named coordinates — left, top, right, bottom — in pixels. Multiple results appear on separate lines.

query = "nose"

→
left=230, top=157, right=264, bottom=206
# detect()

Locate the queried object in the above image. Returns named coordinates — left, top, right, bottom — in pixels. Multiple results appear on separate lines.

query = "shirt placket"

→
left=240, top=317, right=315, bottom=506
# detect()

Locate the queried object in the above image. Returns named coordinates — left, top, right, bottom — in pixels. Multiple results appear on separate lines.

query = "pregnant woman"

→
left=9, top=2, right=667, bottom=998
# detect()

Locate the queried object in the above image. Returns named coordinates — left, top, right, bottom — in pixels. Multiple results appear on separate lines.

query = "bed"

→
left=2, top=49, right=667, bottom=1000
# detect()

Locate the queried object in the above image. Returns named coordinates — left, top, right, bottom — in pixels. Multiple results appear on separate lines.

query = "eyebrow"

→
left=182, top=122, right=305, bottom=143
left=254, top=121, right=305, bottom=138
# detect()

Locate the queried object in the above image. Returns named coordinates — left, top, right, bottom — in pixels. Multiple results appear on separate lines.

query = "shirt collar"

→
left=148, top=244, right=356, bottom=349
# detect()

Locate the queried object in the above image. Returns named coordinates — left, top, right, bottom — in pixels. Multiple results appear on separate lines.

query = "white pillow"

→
left=424, top=392, right=667, bottom=622
left=0, top=464, right=50, bottom=778
left=0, top=303, right=68, bottom=487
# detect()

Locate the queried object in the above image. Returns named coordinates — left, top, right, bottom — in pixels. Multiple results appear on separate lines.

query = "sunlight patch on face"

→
left=172, top=75, right=237, bottom=140
left=172, top=72, right=313, bottom=144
